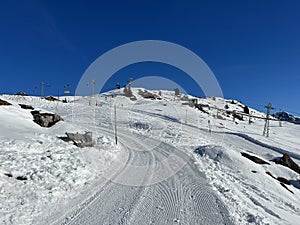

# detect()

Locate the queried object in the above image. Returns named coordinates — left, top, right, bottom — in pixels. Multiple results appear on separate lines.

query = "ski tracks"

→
left=55, top=128, right=233, bottom=225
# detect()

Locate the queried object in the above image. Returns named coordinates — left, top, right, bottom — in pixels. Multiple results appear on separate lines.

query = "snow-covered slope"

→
left=0, top=95, right=119, bottom=224
left=0, top=88, right=299, bottom=225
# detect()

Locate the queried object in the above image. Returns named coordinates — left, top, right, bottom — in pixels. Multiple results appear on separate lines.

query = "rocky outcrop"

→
left=65, top=132, right=94, bottom=148
left=195, top=104, right=209, bottom=114
left=241, top=152, right=270, bottom=165
left=277, top=177, right=291, bottom=185
left=4, top=173, right=12, bottom=177
left=31, top=110, right=62, bottom=127
left=138, top=89, right=160, bottom=100
left=123, top=87, right=137, bottom=100
left=44, top=96, right=59, bottom=101
left=16, top=176, right=27, bottom=181
left=19, top=104, right=34, bottom=110
left=266, top=172, right=294, bottom=194
left=0, top=99, right=11, bottom=105
left=274, top=153, right=300, bottom=174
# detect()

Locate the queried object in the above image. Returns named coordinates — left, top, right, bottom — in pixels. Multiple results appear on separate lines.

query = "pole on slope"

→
left=263, top=103, right=274, bottom=137
left=278, top=110, right=282, bottom=127
left=40, top=82, right=50, bottom=99
left=185, top=109, right=187, bottom=124
left=248, top=112, right=252, bottom=124
left=114, top=104, right=118, bottom=145
left=208, top=119, right=212, bottom=133
left=40, top=82, right=44, bottom=98
left=89, top=80, right=96, bottom=106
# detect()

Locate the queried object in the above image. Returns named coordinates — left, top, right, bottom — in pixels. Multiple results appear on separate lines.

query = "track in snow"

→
left=55, top=127, right=233, bottom=225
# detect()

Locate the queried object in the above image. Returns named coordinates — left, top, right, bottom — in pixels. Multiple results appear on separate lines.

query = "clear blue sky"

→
left=0, top=0, right=299, bottom=114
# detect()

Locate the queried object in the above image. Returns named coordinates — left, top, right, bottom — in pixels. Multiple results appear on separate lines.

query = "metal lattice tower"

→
left=263, top=103, right=274, bottom=137
left=40, top=82, right=50, bottom=98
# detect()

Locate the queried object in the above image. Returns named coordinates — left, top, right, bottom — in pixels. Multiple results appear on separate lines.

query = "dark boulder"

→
left=0, top=99, right=11, bottom=105
left=174, top=88, right=180, bottom=96
left=195, top=104, right=209, bottom=114
left=138, top=89, right=159, bottom=100
left=244, top=105, right=250, bottom=114
left=4, top=173, right=13, bottom=177
left=241, top=152, right=270, bottom=165
left=44, top=96, right=59, bottom=101
left=16, top=176, right=27, bottom=181
left=65, top=132, right=94, bottom=148
left=277, top=177, right=291, bottom=185
left=233, top=113, right=244, bottom=121
left=274, top=153, right=300, bottom=174
left=19, top=104, right=34, bottom=110
left=31, top=110, right=62, bottom=127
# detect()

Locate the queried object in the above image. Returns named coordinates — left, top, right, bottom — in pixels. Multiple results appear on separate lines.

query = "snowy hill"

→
left=0, top=88, right=300, bottom=225
left=273, top=111, right=300, bottom=125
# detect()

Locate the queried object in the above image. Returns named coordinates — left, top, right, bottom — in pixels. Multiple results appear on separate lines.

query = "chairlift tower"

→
left=91, top=80, right=96, bottom=97
left=263, top=103, right=274, bottom=137
left=40, top=82, right=50, bottom=98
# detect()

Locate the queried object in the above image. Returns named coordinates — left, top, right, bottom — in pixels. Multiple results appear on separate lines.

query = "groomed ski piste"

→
left=0, top=88, right=299, bottom=225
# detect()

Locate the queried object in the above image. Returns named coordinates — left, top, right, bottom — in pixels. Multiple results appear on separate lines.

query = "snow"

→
left=0, top=95, right=119, bottom=224
left=0, top=88, right=300, bottom=224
